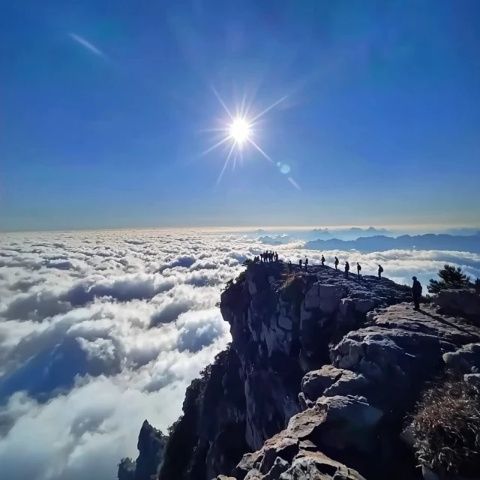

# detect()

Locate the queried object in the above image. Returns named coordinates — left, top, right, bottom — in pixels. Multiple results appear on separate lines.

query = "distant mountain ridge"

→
left=305, top=232, right=480, bottom=253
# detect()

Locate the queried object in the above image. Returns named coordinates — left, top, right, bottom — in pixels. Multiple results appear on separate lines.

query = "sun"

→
left=203, top=89, right=299, bottom=188
left=228, top=117, right=252, bottom=146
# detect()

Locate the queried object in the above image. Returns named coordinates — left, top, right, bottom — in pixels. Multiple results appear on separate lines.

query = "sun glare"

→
left=203, top=89, right=299, bottom=188
left=229, top=117, right=252, bottom=145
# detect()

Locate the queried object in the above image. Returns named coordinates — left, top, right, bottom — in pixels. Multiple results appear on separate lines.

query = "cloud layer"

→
left=0, top=228, right=479, bottom=479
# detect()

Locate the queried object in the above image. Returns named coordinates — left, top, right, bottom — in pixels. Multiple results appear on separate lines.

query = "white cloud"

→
left=69, top=33, right=105, bottom=58
left=0, top=229, right=479, bottom=480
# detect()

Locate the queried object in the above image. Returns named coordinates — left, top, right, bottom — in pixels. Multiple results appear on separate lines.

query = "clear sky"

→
left=1, top=0, right=479, bottom=231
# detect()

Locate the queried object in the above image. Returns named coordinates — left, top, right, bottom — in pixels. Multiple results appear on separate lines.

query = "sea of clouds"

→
left=1, top=228, right=479, bottom=480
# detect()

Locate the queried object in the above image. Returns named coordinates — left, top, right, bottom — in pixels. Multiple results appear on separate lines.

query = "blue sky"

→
left=1, top=0, right=479, bottom=231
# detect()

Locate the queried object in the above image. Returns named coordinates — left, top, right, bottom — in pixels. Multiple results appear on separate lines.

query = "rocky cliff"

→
left=121, top=262, right=480, bottom=480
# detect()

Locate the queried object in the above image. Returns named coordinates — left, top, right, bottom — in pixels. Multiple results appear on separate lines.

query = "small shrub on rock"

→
left=411, top=377, right=480, bottom=477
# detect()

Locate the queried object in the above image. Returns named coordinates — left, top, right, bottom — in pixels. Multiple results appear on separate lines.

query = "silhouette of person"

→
left=288, top=260, right=292, bottom=272
left=321, top=255, right=325, bottom=266
left=305, top=258, right=308, bottom=271
left=357, top=262, right=361, bottom=277
left=334, top=257, right=339, bottom=270
left=345, top=261, right=350, bottom=278
left=378, top=264, right=383, bottom=278
left=412, top=276, right=422, bottom=310
left=299, top=259, right=302, bottom=269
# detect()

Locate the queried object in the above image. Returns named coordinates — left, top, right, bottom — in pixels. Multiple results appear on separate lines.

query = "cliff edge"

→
left=121, top=262, right=480, bottom=480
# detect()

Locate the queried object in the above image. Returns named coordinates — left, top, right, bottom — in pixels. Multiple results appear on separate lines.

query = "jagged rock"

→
left=443, top=343, right=480, bottom=373
left=332, top=303, right=480, bottom=408
left=301, top=366, right=340, bottom=402
left=279, top=451, right=365, bottom=480
left=159, top=348, right=248, bottom=480
left=234, top=393, right=381, bottom=479
left=118, top=420, right=167, bottom=480
left=301, top=365, right=369, bottom=403
left=434, top=288, right=480, bottom=322
left=288, top=395, right=383, bottom=452
left=236, top=451, right=365, bottom=480
left=304, top=283, right=347, bottom=313
left=118, top=458, right=135, bottom=480
left=233, top=418, right=368, bottom=480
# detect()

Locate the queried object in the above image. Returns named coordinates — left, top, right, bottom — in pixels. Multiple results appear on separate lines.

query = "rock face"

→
left=118, top=420, right=167, bottom=480
left=433, top=288, right=480, bottom=323
left=125, top=262, right=480, bottom=480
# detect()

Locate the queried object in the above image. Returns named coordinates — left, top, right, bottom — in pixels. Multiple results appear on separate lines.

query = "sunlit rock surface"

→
left=124, top=262, right=480, bottom=480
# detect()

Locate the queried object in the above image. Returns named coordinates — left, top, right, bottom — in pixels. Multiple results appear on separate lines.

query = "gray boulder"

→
left=233, top=394, right=376, bottom=480
left=434, top=288, right=480, bottom=322
left=332, top=304, right=480, bottom=405
left=233, top=428, right=365, bottom=480
left=304, top=283, right=347, bottom=313
left=443, top=343, right=480, bottom=373
left=300, top=365, right=369, bottom=403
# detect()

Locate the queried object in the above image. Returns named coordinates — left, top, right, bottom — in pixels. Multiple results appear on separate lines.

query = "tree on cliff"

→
left=428, top=265, right=471, bottom=294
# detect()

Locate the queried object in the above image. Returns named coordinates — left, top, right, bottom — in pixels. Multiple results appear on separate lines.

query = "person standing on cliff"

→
left=378, top=264, right=383, bottom=278
left=412, top=276, right=422, bottom=310
left=299, top=258, right=302, bottom=269
left=345, top=261, right=350, bottom=278
left=357, top=262, right=362, bottom=278
left=304, top=257, right=308, bottom=271
left=321, top=255, right=325, bottom=266
left=334, top=257, right=339, bottom=270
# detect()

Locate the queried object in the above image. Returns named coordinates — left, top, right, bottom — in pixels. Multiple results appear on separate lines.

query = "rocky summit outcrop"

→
left=123, top=262, right=480, bottom=480
left=118, top=420, right=168, bottom=480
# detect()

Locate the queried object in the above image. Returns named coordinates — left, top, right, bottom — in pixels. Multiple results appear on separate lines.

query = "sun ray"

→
left=250, top=95, right=288, bottom=123
left=204, top=90, right=298, bottom=190
left=212, top=87, right=234, bottom=120
left=200, top=135, right=231, bottom=157
left=240, top=93, right=247, bottom=117
left=199, top=126, right=230, bottom=133
left=247, top=138, right=273, bottom=163
left=233, top=150, right=238, bottom=170
left=216, top=141, right=236, bottom=185
left=288, top=177, right=301, bottom=190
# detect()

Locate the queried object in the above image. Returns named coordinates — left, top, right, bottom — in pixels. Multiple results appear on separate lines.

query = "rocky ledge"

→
left=121, top=262, right=480, bottom=480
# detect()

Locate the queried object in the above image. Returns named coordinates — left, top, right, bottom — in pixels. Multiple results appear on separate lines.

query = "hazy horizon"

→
left=2, top=223, right=480, bottom=234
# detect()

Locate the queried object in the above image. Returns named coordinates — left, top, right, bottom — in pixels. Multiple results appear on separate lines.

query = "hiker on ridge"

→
left=378, top=264, right=383, bottom=278
left=412, top=276, right=422, bottom=310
